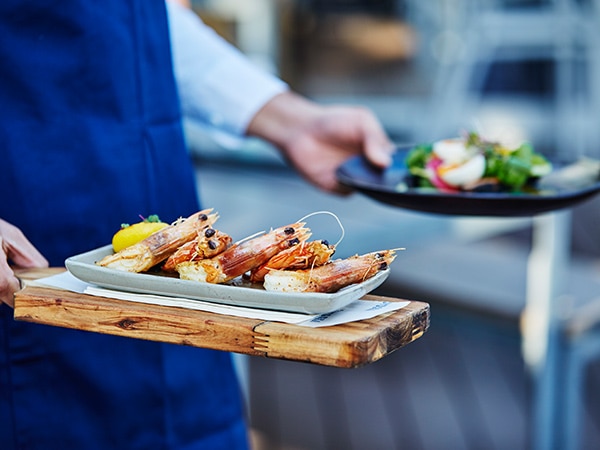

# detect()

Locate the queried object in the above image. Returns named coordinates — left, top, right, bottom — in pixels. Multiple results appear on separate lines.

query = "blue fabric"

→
left=0, top=1, right=248, bottom=448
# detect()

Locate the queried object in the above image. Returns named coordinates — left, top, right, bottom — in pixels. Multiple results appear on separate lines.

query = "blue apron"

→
left=0, top=1, right=248, bottom=448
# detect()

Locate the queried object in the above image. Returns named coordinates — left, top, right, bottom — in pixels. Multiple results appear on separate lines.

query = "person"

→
left=0, top=1, right=393, bottom=448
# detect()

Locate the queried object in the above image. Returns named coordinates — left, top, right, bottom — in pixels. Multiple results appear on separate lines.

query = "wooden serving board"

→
left=13, top=268, right=429, bottom=368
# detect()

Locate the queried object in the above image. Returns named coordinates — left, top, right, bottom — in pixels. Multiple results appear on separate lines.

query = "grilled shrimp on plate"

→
left=162, top=227, right=232, bottom=272
left=263, top=249, right=397, bottom=293
left=97, top=209, right=218, bottom=272
left=247, top=239, right=335, bottom=283
left=176, top=222, right=311, bottom=284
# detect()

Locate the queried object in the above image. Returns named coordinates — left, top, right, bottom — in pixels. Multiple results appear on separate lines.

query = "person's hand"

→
left=0, top=219, right=48, bottom=307
left=246, top=91, right=394, bottom=194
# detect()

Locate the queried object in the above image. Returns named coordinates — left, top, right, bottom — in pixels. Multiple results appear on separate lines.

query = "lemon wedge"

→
left=112, top=217, right=168, bottom=252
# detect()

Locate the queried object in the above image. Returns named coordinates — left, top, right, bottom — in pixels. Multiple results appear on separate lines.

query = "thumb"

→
left=0, top=248, right=21, bottom=308
left=3, top=238, right=49, bottom=268
left=0, top=220, right=48, bottom=269
left=359, top=114, right=394, bottom=168
left=364, top=134, right=394, bottom=168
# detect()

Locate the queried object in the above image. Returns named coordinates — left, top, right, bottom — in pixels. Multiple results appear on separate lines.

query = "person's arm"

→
left=168, top=0, right=190, bottom=7
left=0, top=219, right=48, bottom=307
left=166, top=1, right=394, bottom=193
left=166, top=1, right=288, bottom=138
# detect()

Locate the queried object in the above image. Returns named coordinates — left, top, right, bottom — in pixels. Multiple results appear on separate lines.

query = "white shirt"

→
left=166, top=2, right=288, bottom=140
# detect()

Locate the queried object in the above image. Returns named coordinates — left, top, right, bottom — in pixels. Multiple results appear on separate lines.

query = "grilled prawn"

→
left=162, top=227, right=232, bottom=272
left=247, top=239, right=335, bottom=283
left=263, top=249, right=396, bottom=293
left=176, top=222, right=311, bottom=284
left=97, top=209, right=218, bottom=272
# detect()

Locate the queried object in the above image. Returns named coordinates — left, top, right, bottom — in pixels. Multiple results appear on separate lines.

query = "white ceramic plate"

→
left=65, top=245, right=390, bottom=314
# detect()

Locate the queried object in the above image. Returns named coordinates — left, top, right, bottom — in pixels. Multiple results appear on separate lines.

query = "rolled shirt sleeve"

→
left=166, top=1, right=288, bottom=139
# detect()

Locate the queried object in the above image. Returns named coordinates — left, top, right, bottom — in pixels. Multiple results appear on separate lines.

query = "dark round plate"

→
left=336, top=145, right=600, bottom=217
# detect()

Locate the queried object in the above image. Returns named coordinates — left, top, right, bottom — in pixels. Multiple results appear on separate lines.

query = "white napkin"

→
left=30, top=272, right=408, bottom=328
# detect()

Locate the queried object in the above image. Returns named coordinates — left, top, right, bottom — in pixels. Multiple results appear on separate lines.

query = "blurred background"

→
left=181, top=1, right=600, bottom=448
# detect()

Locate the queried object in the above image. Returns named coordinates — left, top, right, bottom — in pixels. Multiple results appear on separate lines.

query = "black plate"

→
left=336, top=145, right=600, bottom=217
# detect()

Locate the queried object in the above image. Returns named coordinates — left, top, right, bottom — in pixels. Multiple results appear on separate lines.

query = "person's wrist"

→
left=246, top=91, right=321, bottom=151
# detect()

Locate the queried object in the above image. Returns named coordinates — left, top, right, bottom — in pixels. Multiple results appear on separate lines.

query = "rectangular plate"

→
left=65, top=245, right=390, bottom=314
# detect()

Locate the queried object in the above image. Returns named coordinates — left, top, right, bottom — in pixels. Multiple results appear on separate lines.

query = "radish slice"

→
left=426, top=158, right=460, bottom=192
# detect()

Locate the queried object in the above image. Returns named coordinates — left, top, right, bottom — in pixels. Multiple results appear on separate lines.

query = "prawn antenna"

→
left=298, top=211, right=345, bottom=247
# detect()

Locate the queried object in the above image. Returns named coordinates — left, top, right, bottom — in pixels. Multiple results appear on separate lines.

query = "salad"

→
left=405, top=132, right=552, bottom=192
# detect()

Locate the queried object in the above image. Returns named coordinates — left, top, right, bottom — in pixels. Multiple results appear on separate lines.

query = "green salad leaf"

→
left=405, top=132, right=552, bottom=192
left=405, top=144, right=432, bottom=174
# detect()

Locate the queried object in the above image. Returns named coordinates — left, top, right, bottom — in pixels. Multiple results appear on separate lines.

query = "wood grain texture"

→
left=253, top=296, right=429, bottom=367
left=13, top=268, right=429, bottom=368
